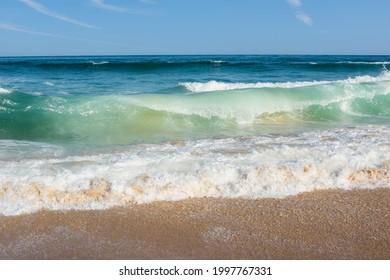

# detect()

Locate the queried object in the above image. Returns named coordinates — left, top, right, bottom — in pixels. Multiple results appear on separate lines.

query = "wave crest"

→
left=0, top=87, right=11, bottom=94
left=181, top=71, right=390, bottom=93
left=180, top=80, right=328, bottom=93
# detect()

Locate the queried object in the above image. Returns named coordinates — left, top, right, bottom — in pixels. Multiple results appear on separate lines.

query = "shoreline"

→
left=1, top=188, right=390, bottom=260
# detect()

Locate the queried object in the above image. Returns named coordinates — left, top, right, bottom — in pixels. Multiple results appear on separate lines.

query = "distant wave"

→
left=89, top=61, right=110, bottom=65
left=43, top=81, right=55, bottom=86
left=301, top=61, right=390, bottom=71
left=337, top=61, right=390, bottom=65
left=301, top=61, right=390, bottom=66
left=3, top=58, right=389, bottom=72
left=0, top=60, right=257, bottom=71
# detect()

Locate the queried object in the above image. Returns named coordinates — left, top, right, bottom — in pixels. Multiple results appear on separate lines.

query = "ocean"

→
left=0, top=55, right=389, bottom=215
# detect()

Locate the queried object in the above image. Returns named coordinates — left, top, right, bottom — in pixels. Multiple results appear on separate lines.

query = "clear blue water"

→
left=1, top=55, right=389, bottom=94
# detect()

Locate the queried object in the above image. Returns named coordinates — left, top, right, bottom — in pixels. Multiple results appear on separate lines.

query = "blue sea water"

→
left=0, top=55, right=389, bottom=215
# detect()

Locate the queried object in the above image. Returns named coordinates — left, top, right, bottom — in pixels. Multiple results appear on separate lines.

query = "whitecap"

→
left=338, top=61, right=390, bottom=65
left=90, top=61, right=109, bottom=65
left=0, top=87, right=11, bottom=94
left=43, top=81, right=55, bottom=86
left=180, top=71, right=390, bottom=93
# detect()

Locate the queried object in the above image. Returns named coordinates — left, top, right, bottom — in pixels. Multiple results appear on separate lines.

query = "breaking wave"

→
left=1, top=72, right=389, bottom=145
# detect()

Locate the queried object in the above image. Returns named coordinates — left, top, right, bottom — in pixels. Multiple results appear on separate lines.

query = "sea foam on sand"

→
left=1, top=189, right=389, bottom=259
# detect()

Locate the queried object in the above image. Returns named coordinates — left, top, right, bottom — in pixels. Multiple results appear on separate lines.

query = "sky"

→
left=0, top=0, right=389, bottom=56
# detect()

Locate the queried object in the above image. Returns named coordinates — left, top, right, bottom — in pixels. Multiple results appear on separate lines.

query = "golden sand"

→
left=1, top=188, right=390, bottom=259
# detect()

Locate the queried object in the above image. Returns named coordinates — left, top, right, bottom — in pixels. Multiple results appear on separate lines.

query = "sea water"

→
left=0, top=55, right=389, bottom=215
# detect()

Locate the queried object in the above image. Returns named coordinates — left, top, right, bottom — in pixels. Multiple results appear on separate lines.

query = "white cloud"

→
left=287, top=0, right=302, bottom=7
left=90, top=0, right=127, bottom=13
left=0, top=23, right=63, bottom=37
left=90, top=0, right=144, bottom=14
left=19, top=0, right=96, bottom=28
left=296, top=12, right=313, bottom=26
left=286, top=0, right=313, bottom=26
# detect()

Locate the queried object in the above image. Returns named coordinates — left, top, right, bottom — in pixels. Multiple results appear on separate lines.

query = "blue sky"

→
left=0, top=0, right=389, bottom=56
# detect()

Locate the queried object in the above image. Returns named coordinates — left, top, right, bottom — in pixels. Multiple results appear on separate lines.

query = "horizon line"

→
left=1, top=53, right=389, bottom=58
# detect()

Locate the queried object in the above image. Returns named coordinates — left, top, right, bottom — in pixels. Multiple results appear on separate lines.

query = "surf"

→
left=1, top=55, right=389, bottom=216
left=0, top=125, right=388, bottom=216
left=1, top=72, right=389, bottom=145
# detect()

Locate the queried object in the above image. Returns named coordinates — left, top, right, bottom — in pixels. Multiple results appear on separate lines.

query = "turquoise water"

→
left=0, top=55, right=389, bottom=215
left=1, top=55, right=389, bottom=147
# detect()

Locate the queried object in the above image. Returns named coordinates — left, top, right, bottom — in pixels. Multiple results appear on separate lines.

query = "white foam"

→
left=43, top=81, right=55, bottom=86
left=180, top=71, right=390, bottom=93
left=338, top=61, right=390, bottom=65
left=181, top=80, right=328, bottom=92
left=90, top=61, right=109, bottom=65
left=0, top=87, right=11, bottom=94
left=0, top=126, right=389, bottom=216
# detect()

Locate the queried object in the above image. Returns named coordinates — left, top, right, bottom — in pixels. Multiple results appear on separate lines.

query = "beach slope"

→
left=1, top=189, right=389, bottom=259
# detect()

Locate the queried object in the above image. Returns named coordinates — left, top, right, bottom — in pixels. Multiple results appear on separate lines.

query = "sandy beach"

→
left=1, top=188, right=389, bottom=260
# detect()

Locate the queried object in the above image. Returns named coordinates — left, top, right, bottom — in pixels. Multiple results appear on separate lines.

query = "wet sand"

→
left=1, top=188, right=390, bottom=259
